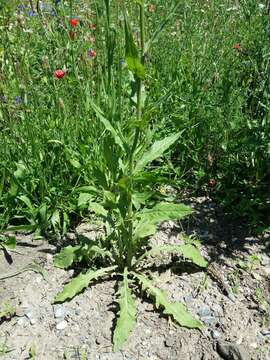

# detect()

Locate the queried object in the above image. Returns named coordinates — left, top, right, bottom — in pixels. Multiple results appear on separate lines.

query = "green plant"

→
left=53, top=0, right=207, bottom=351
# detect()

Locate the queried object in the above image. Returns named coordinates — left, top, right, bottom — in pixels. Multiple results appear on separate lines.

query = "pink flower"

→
left=233, top=43, right=241, bottom=50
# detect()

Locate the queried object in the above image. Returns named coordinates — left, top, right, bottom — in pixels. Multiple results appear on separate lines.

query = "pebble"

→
left=30, top=318, right=37, bottom=325
left=75, top=309, right=81, bottom=316
left=54, top=307, right=66, bottom=319
left=17, top=318, right=25, bottom=326
left=25, top=311, right=34, bottom=319
left=164, top=338, right=175, bottom=347
left=198, top=307, right=211, bottom=317
left=260, top=329, right=270, bottom=336
left=217, top=341, right=251, bottom=360
left=56, top=320, right=68, bottom=330
left=202, top=316, right=216, bottom=325
left=211, top=330, right=221, bottom=339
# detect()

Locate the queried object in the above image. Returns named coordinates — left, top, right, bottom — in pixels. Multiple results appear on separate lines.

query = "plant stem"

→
left=126, top=1, right=146, bottom=267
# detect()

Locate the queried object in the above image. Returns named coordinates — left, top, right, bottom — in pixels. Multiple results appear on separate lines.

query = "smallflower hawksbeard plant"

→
left=53, top=0, right=208, bottom=351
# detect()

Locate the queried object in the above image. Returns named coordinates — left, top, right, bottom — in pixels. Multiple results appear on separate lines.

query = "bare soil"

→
left=0, top=197, right=270, bottom=360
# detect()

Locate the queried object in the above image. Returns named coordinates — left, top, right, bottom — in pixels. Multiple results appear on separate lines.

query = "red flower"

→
left=233, top=43, right=241, bottom=50
left=90, top=23, right=97, bottom=30
left=54, top=69, right=65, bottom=79
left=88, top=48, right=96, bottom=58
left=208, top=179, right=216, bottom=188
left=69, top=18, right=78, bottom=27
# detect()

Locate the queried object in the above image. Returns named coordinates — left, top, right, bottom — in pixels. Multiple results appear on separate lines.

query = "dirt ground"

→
left=0, top=197, right=270, bottom=360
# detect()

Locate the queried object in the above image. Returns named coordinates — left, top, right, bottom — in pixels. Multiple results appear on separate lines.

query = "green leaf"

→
left=113, top=269, right=136, bottom=351
left=89, top=202, right=108, bottom=217
left=133, top=221, right=157, bottom=240
left=134, top=132, right=182, bottom=173
left=53, top=245, right=81, bottom=269
left=14, top=162, right=27, bottom=180
left=136, top=244, right=208, bottom=268
left=2, top=236, right=16, bottom=250
left=54, top=266, right=117, bottom=303
left=134, top=272, right=202, bottom=329
left=90, top=100, right=125, bottom=150
left=139, top=202, right=193, bottom=224
left=124, top=14, right=145, bottom=79
left=78, top=193, right=92, bottom=208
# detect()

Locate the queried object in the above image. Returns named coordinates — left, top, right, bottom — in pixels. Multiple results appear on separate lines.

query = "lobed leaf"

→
left=134, top=272, right=202, bottom=329
left=54, top=266, right=117, bottom=303
left=53, top=245, right=81, bottom=269
left=136, top=244, right=208, bottom=268
left=113, top=269, right=137, bottom=351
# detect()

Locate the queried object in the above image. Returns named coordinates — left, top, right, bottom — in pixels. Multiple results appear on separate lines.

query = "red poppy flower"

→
left=54, top=69, right=65, bottom=79
left=88, top=48, right=96, bottom=58
left=208, top=179, right=216, bottom=188
left=69, top=18, right=78, bottom=27
left=233, top=43, right=241, bottom=50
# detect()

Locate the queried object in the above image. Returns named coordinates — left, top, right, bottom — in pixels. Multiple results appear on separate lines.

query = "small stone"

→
left=202, top=316, right=216, bottom=325
left=75, top=309, right=81, bottom=316
left=25, top=311, right=33, bottom=319
left=217, top=341, right=251, bottom=360
left=54, top=307, right=65, bottom=319
left=184, top=295, right=194, bottom=305
left=198, top=307, right=211, bottom=317
left=17, top=318, right=25, bottom=326
left=56, top=320, right=68, bottom=330
left=164, top=338, right=175, bottom=347
left=30, top=318, right=37, bottom=325
left=260, top=329, right=270, bottom=336
left=212, top=330, right=221, bottom=339
left=249, top=342, right=257, bottom=349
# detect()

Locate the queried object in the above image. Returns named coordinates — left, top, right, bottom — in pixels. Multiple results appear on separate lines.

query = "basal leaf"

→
left=134, top=132, right=182, bottom=173
left=113, top=269, right=136, bottom=351
left=53, top=245, right=81, bottom=269
left=139, top=202, right=193, bottom=224
left=136, top=244, right=208, bottom=268
left=2, top=236, right=16, bottom=250
left=134, top=272, right=202, bottom=329
left=54, top=266, right=117, bottom=303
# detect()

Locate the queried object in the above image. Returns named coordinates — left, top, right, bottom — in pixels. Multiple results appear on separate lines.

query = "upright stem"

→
left=127, top=2, right=145, bottom=267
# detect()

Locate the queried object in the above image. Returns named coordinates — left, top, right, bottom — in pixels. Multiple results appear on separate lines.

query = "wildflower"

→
left=148, top=4, right=156, bottom=12
left=88, top=48, right=96, bottom=58
left=28, top=11, right=37, bottom=17
left=69, top=18, right=78, bottom=27
left=14, top=96, right=22, bottom=104
left=208, top=179, right=216, bottom=188
left=90, top=23, right=97, bottom=30
left=233, top=43, right=241, bottom=50
left=54, top=69, right=65, bottom=79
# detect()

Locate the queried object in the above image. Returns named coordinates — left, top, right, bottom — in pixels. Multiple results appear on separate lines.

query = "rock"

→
left=202, top=316, right=216, bottom=325
left=260, top=329, right=270, bottom=336
left=197, top=307, right=211, bottom=318
left=25, top=310, right=35, bottom=319
left=75, top=309, right=81, bottom=316
left=30, top=318, right=37, bottom=325
left=56, top=320, right=68, bottom=330
left=217, top=341, right=251, bottom=360
left=211, top=330, right=221, bottom=339
left=54, top=307, right=66, bottom=319
left=164, top=338, right=175, bottom=347
left=17, top=318, right=25, bottom=326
